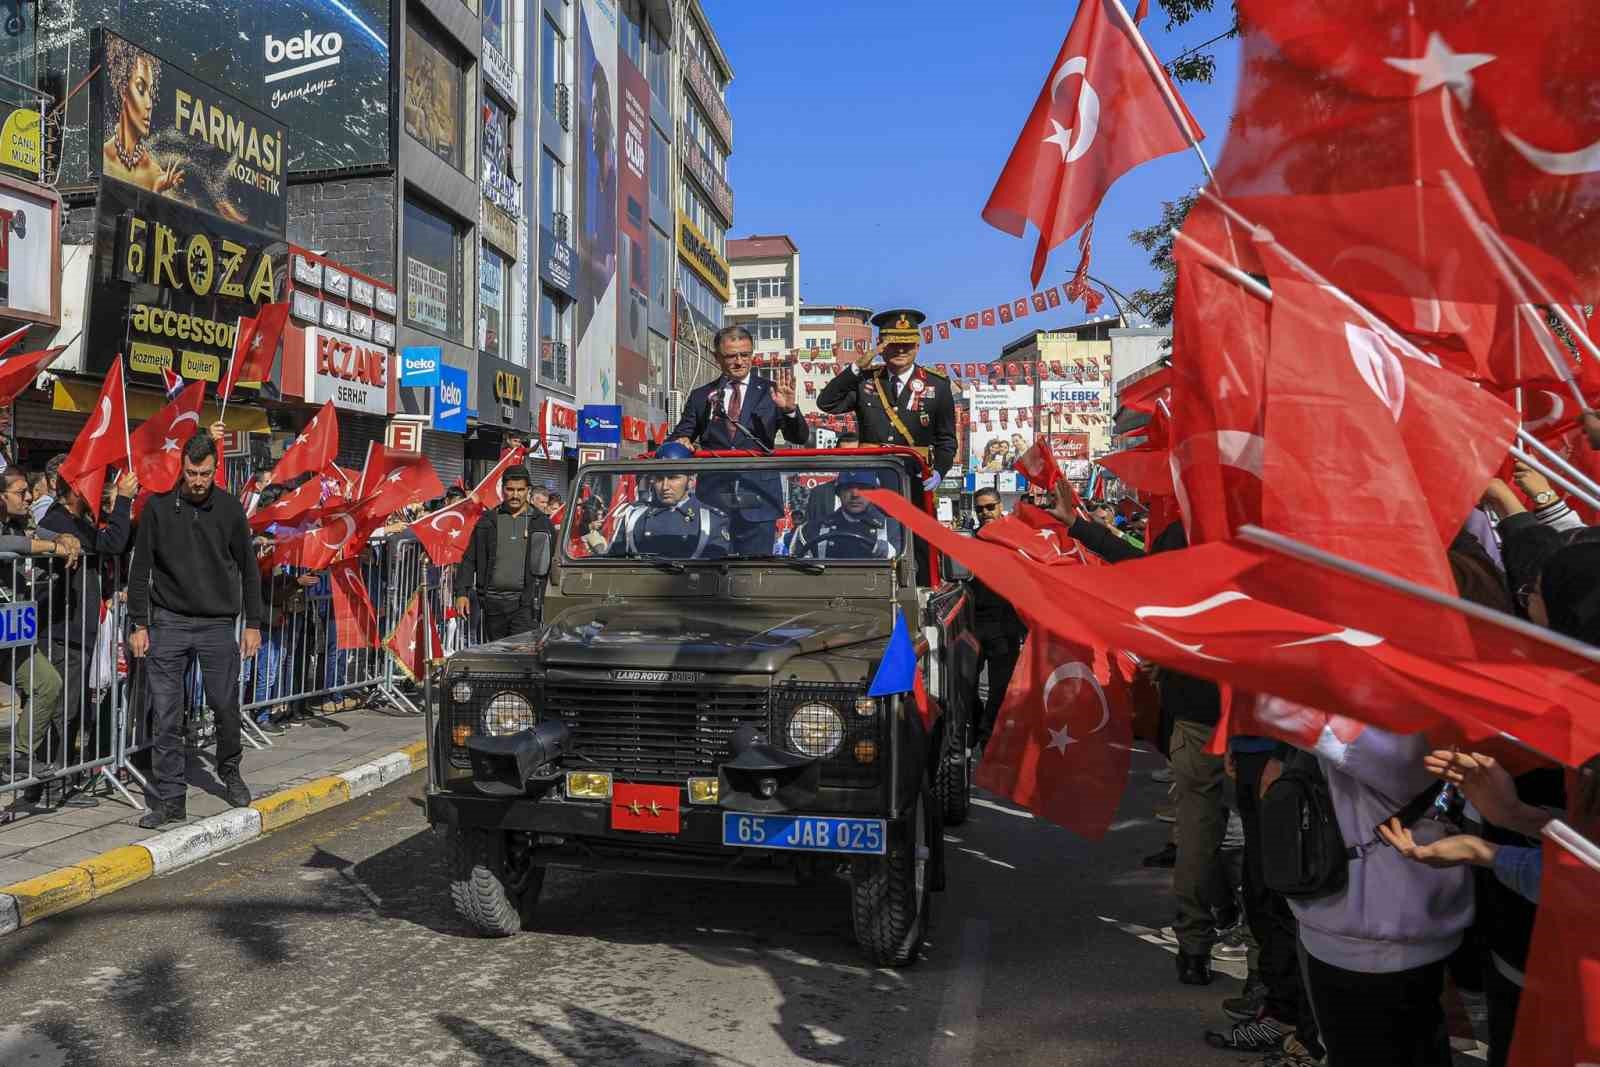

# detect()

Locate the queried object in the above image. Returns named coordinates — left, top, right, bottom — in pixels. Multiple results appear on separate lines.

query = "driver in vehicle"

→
left=789, top=470, right=901, bottom=560
left=608, top=442, right=732, bottom=559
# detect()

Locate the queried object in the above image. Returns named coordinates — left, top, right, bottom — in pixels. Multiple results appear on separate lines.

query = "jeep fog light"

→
left=855, top=696, right=877, bottom=717
left=787, top=703, right=845, bottom=758
left=451, top=681, right=473, bottom=703
left=853, top=740, right=878, bottom=765
left=687, top=777, right=719, bottom=804
left=482, top=692, right=535, bottom=736
left=565, top=771, right=612, bottom=799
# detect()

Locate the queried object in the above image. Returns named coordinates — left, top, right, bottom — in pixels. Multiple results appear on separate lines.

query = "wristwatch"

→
left=1534, top=491, right=1558, bottom=507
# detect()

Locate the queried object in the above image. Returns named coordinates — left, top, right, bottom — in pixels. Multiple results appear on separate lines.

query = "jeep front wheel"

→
left=447, top=827, right=545, bottom=937
left=849, top=785, right=934, bottom=967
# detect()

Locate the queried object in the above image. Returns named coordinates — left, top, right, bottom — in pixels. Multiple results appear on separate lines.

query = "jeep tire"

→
left=447, top=827, right=545, bottom=937
left=850, top=784, right=934, bottom=968
left=935, top=720, right=971, bottom=827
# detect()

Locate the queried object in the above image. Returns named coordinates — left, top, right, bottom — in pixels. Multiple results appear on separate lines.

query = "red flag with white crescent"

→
left=59, top=357, right=130, bottom=523
left=407, top=497, right=486, bottom=566
left=329, top=560, right=380, bottom=649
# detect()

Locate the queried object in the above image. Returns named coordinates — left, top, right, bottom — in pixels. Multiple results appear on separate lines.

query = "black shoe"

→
left=220, top=769, right=252, bottom=808
left=1222, top=976, right=1266, bottom=1020
left=1177, top=950, right=1215, bottom=986
left=137, top=801, right=186, bottom=830
left=1141, top=842, right=1178, bottom=868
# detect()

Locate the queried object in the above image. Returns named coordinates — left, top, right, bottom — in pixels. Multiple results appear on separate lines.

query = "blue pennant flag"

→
left=867, top=608, right=917, bottom=697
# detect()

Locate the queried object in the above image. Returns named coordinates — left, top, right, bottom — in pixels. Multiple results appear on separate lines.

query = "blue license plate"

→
left=722, top=813, right=886, bottom=855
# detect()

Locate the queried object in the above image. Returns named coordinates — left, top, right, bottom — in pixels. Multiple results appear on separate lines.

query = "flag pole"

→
left=1104, top=0, right=1213, bottom=186
left=1508, top=444, right=1600, bottom=512
left=1517, top=428, right=1600, bottom=502
left=1169, top=229, right=1273, bottom=302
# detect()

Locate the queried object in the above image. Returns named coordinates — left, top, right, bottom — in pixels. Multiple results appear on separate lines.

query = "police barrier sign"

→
left=0, top=601, right=38, bottom=649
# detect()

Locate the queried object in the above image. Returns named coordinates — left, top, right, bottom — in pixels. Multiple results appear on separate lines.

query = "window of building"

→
left=647, top=20, right=669, bottom=102
left=621, top=0, right=645, bottom=69
left=758, top=276, right=788, bottom=300
left=734, top=279, right=757, bottom=309
left=404, top=17, right=468, bottom=172
left=539, top=287, right=572, bottom=388
left=677, top=263, right=724, bottom=329
left=650, top=225, right=670, bottom=323
left=404, top=198, right=464, bottom=339
left=804, top=337, right=818, bottom=350
left=541, top=15, right=564, bottom=119
left=842, top=338, right=855, bottom=351
left=479, top=244, right=510, bottom=359
left=541, top=149, right=566, bottom=238
left=483, top=0, right=509, bottom=60
left=648, top=125, right=669, bottom=210
left=756, top=319, right=789, bottom=346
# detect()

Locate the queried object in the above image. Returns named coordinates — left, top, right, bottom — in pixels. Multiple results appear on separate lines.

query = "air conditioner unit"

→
left=556, top=84, right=571, bottom=131
left=554, top=342, right=569, bottom=367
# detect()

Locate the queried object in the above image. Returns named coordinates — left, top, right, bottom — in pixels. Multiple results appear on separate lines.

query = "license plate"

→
left=722, top=813, right=886, bottom=855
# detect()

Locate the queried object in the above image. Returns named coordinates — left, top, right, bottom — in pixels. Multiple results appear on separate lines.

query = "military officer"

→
left=816, top=309, right=958, bottom=487
left=608, top=442, right=731, bottom=559
left=790, top=470, right=902, bottom=560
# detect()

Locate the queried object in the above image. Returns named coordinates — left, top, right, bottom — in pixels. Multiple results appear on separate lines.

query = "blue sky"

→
left=701, top=0, right=1239, bottom=364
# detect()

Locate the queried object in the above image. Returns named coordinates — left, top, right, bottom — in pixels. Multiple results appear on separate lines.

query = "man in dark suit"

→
left=817, top=309, right=957, bottom=487
left=670, top=325, right=809, bottom=554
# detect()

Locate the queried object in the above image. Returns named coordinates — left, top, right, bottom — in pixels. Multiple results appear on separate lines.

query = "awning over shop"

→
left=52, top=381, right=270, bottom=433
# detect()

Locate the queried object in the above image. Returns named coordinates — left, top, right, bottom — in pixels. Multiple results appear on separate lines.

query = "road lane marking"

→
left=1096, top=915, right=1249, bottom=981
left=930, top=918, right=990, bottom=1065
left=970, top=797, right=1033, bottom=819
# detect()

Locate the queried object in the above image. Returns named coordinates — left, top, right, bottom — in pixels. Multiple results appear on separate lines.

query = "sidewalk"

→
left=0, top=704, right=427, bottom=929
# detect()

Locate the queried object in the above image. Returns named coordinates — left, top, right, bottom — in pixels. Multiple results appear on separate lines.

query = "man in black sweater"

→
left=127, top=435, right=264, bottom=828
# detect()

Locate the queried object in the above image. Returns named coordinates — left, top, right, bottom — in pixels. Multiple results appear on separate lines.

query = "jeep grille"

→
left=544, top=681, right=771, bottom=781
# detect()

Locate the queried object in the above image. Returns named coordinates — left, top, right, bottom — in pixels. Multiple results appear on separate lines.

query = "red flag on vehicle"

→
left=1508, top=831, right=1600, bottom=1067
left=977, top=635, right=1133, bottom=840
left=385, top=588, right=442, bottom=682
left=268, top=400, right=339, bottom=487
left=1013, top=438, right=1062, bottom=490
left=58, top=358, right=130, bottom=523
left=408, top=497, right=485, bottom=566
left=329, top=560, right=380, bottom=649
left=219, top=303, right=291, bottom=401
left=982, top=0, right=1203, bottom=284
left=0, top=343, right=67, bottom=408
left=129, top=380, right=206, bottom=495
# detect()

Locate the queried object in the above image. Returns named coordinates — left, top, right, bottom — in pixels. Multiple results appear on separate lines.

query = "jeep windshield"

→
left=562, top=458, right=909, bottom=564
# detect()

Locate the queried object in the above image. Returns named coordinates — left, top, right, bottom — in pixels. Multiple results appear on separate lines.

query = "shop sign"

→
left=474, top=353, right=530, bottom=430
left=494, top=369, right=524, bottom=405
left=375, top=288, right=397, bottom=316
left=387, top=420, right=423, bottom=453
left=577, top=446, right=606, bottom=465
left=543, top=397, right=577, bottom=447
left=434, top=364, right=468, bottom=433
left=350, top=278, right=375, bottom=306
left=290, top=290, right=320, bottom=322
left=481, top=40, right=517, bottom=106
left=621, top=415, right=648, bottom=443
left=481, top=197, right=517, bottom=258
left=0, top=109, right=41, bottom=177
left=89, top=29, right=288, bottom=236
left=578, top=404, right=622, bottom=445
left=676, top=210, right=729, bottom=302
left=679, top=121, right=733, bottom=222
left=400, top=345, right=439, bottom=386
left=373, top=320, right=395, bottom=346
left=682, top=50, right=732, bottom=147
left=539, top=227, right=575, bottom=297
left=304, top=326, right=390, bottom=415
left=321, top=302, right=349, bottom=331
left=406, top=256, right=450, bottom=333
left=349, top=310, right=373, bottom=340
left=0, top=176, right=60, bottom=325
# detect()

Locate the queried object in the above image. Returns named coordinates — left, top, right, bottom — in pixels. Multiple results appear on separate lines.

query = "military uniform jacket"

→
left=817, top=363, right=957, bottom=474
left=608, top=497, right=731, bottom=559
left=790, top=506, right=901, bottom=560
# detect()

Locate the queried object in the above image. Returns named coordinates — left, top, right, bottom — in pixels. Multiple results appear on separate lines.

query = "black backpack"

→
left=1260, top=750, right=1446, bottom=900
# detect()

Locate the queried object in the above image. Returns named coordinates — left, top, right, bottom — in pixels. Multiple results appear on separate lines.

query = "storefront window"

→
left=539, top=287, right=572, bottom=387
left=404, top=18, right=467, bottom=172
left=480, top=245, right=509, bottom=358
left=404, top=198, right=464, bottom=339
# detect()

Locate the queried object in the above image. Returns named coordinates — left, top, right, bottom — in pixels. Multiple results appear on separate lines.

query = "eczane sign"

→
left=305, top=327, right=390, bottom=415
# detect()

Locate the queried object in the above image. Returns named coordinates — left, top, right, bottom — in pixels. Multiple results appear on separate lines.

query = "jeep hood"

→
left=536, top=603, right=890, bottom=673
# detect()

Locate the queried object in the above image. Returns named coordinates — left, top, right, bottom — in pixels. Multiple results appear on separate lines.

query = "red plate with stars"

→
left=610, top=783, right=681, bottom=834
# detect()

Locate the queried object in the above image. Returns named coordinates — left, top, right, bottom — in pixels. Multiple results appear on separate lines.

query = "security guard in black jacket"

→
left=456, top=464, right=557, bottom=640
left=817, top=309, right=957, bottom=487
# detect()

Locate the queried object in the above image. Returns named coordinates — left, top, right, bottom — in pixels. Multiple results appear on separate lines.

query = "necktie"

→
left=727, top=379, right=743, bottom=423
left=896, top=374, right=910, bottom=407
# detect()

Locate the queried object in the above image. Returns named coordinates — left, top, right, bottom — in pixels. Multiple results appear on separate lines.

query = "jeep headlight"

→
left=786, top=702, right=845, bottom=758
left=482, top=691, right=535, bottom=736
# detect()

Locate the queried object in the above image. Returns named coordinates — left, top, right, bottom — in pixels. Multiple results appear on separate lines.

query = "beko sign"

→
left=264, top=30, right=344, bottom=111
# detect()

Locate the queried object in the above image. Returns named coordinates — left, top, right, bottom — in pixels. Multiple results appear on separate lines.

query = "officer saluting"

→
left=608, top=442, right=731, bottom=559
left=817, top=309, right=957, bottom=487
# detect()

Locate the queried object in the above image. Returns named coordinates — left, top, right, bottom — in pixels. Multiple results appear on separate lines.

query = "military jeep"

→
left=423, top=447, right=980, bottom=966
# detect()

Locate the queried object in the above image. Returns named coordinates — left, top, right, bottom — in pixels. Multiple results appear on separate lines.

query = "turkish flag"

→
left=1508, top=833, right=1600, bottom=1067
left=1096, top=446, right=1173, bottom=496
left=249, top=476, right=326, bottom=534
left=409, top=497, right=486, bottom=566
left=269, top=400, right=339, bottom=487
left=937, top=322, right=951, bottom=341
left=1119, top=367, right=1171, bottom=415
left=220, top=302, right=291, bottom=401
left=1045, top=287, right=1062, bottom=309
left=1013, top=439, right=1062, bottom=490
left=866, top=490, right=1600, bottom=768
left=600, top=474, right=638, bottom=542
left=471, top=446, right=529, bottom=509
left=329, top=560, right=380, bottom=649
left=921, top=326, right=934, bottom=344
left=977, top=635, right=1133, bottom=840
left=0, top=344, right=67, bottom=407
left=1014, top=298, right=1030, bottom=319
left=129, top=380, right=206, bottom=496
left=353, top=444, right=444, bottom=521
left=1261, top=271, right=1520, bottom=593
left=982, top=308, right=997, bottom=328
left=59, top=358, right=130, bottom=523
left=983, top=0, right=1202, bottom=285
left=271, top=505, right=379, bottom=571
left=998, top=303, right=1014, bottom=325
left=977, top=507, right=1095, bottom=567
left=385, top=588, right=442, bottom=682
left=964, top=313, right=980, bottom=330
left=1031, top=293, right=1048, bottom=313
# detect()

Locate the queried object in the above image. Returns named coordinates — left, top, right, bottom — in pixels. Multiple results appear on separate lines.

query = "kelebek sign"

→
left=305, top=327, right=390, bottom=415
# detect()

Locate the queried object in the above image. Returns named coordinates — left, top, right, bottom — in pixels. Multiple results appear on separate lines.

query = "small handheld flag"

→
left=868, top=609, right=918, bottom=698
left=161, top=367, right=184, bottom=401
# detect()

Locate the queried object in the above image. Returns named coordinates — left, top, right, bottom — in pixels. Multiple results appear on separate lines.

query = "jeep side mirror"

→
left=941, top=554, right=972, bottom=582
left=528, top=531, right=553, bottom=579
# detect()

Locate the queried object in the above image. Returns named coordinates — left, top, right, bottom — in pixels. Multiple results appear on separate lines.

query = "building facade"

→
left=796, top=304, right=871, bottom=356
left=724, top=234, right=798, bottom=355
left=6, top=0, right=734, bottom=489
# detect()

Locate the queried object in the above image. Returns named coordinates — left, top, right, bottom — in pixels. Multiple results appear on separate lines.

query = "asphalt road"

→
left=0, top=755, right=1263, bottom=1066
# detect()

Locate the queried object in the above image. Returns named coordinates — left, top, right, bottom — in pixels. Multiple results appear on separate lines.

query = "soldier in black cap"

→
left=607, top=442, right=732, bottom=559
left=817, top=309, right=957, bottom=487
left=789, top=470, right=902, bottom=560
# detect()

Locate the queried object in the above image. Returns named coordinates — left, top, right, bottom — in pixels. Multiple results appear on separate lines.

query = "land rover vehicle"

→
left=423, top=447, right=979, bottom=966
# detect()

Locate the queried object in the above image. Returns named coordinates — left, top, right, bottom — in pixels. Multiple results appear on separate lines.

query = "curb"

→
left=0, top=739, right=429, bottom=938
